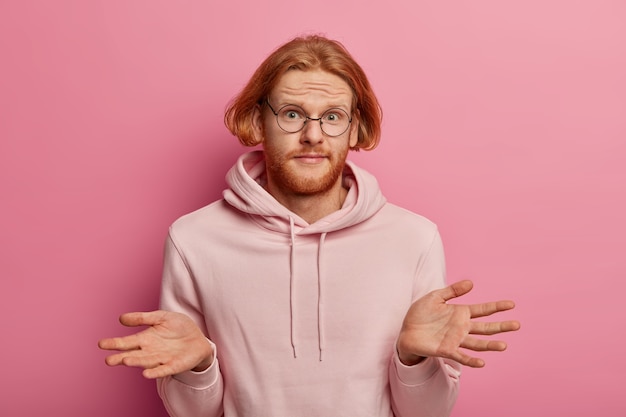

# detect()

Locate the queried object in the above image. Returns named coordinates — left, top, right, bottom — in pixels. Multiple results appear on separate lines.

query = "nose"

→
left=300, top=117, right=324, bottom=145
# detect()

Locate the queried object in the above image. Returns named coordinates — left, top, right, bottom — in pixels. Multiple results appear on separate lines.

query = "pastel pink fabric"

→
left=156, top=151, right=461, bottom=417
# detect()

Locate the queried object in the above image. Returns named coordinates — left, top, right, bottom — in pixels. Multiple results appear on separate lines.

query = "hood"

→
left=223, top=150, right=387, bottom=231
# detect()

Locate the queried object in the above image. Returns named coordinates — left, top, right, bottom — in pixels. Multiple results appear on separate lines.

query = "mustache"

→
left=287, top=149, right=330, bottom=158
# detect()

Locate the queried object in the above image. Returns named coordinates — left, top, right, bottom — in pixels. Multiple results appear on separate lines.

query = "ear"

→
left=251, top=104, right=265, bottom=145
left=348, top=117, right=359, bottom=148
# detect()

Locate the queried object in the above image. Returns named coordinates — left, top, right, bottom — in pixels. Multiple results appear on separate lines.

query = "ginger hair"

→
left=224, top=35, right=382, bottom=151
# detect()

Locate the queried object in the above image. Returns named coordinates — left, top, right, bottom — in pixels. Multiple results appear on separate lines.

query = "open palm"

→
left=98, top=310, right=213, bottom=379
left=397, top=280, right=520, bottom=368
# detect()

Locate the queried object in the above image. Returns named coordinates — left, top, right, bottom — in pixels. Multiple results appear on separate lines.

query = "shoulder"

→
left=378, top=203, right=438, bottom=232
left=169, top=199, right=244, bottom=238
left=357, top=202, right=442, bottom=251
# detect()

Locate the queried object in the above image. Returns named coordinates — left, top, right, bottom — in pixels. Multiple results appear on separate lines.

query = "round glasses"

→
left=266, top=100, right=352, bottom=137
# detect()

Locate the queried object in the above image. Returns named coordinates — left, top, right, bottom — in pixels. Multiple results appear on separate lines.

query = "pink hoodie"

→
left=157, top=151, right=461, bottom=417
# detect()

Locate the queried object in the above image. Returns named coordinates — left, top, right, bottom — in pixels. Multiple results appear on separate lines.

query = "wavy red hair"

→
left=224, top=35, right=382, bottom=151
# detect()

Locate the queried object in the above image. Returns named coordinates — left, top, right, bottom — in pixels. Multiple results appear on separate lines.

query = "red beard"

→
left=264, top=147, right=348, bottom=196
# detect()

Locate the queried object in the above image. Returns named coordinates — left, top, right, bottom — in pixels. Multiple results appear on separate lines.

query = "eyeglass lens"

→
left=273, top=104, right=351, bottom=137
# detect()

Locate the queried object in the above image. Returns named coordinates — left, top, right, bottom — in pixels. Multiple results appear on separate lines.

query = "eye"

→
left=279, top=106, right=305, bottom=120
left=322, top=109, right=348, bottom=123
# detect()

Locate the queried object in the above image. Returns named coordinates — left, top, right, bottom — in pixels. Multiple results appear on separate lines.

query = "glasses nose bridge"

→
left=304, top=114, right=324, bottom=128
left=304, top=115, right=324, bottom=130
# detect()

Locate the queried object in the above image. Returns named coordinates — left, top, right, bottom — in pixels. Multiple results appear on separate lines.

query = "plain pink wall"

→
left=1, top=1, right=624, bottom=416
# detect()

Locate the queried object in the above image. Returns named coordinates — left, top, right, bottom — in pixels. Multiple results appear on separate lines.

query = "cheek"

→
left=262, top=135, right=288, bottom=161
left=262, top=116, right=286, bottom=143
left=256, top=111, right=280, bottom=143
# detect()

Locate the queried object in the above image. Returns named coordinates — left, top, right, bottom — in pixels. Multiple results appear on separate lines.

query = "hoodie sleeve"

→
left=156, top=230, right=225, bottom=417
left=388, top=229, right=462, bottom=417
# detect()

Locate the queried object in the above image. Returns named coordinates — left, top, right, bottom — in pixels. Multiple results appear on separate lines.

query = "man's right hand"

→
left=98, top=310, right=214, bottom=379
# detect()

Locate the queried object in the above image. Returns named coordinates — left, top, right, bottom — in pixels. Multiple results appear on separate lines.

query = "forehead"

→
left=271, top=69, right=353, bottom=104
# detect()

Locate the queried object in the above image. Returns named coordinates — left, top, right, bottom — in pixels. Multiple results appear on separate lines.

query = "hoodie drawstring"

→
left=288, top=217, right=327, bottom=361
left=289, top=216, right=297, bottom=358
left=317, top=232, right=327, bottom=361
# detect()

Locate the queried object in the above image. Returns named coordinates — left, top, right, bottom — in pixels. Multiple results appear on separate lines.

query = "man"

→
left=99, top=35, right=520, bottom=417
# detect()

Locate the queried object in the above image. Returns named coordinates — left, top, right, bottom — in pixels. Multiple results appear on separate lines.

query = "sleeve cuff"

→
left=172, top=339, right=220, bottom=389
left=392, top=353, right=461, bottom=388
left=392, top=354, right=442, bottom=386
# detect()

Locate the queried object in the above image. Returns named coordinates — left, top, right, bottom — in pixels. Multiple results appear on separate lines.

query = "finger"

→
left=119, top=310, right=168, bottom=327
left=121, top=352, right=166, bottom=370
left=143, top=362, right=179, bottom=379
left=469, top=300, right=516, bottom=318
left=450, top=350, right=485, bottom=368
left=439, top=280, right=474, bottom=302
left=104, top=345, right=158, bottom=365
left=98, top=338, right=116, bottom=350
left=470, top=320, right=521, bottom=335
left=104, top=350, right=139, bottom=367
left=98, top=334, right=141, bottom=351
left=105, top=350, right=164, bottom=370
left=461, top=336, right=508, bottom=352
left=123, top=354, right=190, bottom=379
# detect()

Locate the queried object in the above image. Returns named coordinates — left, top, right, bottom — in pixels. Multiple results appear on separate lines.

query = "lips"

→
left=293, top=154, right=328, bottom=164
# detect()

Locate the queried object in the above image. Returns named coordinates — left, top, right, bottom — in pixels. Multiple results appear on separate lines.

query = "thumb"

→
left=119, top=310, right=167, bottom=327
left=439, top=280, right=474, bottom=302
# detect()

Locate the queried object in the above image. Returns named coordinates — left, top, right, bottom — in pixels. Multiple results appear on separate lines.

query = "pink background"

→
left=1, top=1, right=624, bottom=416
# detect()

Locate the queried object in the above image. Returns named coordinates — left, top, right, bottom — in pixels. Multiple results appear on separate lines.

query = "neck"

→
left=267, top=181, right=348, bottom=224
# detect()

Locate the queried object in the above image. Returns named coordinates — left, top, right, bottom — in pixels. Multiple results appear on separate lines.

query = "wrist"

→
left=192, top=355, right=213, bottom=372
left=192, top=340, right=215, bottom=372
left=397, top=348, right=426, bottom=366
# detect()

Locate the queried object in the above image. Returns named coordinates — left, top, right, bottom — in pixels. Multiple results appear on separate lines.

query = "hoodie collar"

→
left=223, top=150, right=387, bottom=233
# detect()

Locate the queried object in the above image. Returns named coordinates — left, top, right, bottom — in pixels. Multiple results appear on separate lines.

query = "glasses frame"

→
left=266, top=99, right=353, bottom=137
